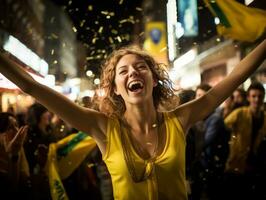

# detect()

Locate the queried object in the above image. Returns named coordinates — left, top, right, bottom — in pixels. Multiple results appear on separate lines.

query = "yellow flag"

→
left=204, top=0, right=266, bottom=42
left=46, top=133, right=96, bottom=200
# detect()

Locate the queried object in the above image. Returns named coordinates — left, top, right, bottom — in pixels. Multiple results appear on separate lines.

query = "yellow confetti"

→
left=136, top=7, right=142, bottom=11
left=72, top=26, right=77, bottom=32
left=51, top=33, right=58, bottom=39
left=111, top=29, right=118, bottom=34
left=87, top=163, right=95, bottom=168
left=92, top=37, right=98, bottom=44
left=101, top=11, right=109, bottom=15
left=53, top=60, right=58, bottom=64
left=80, top=20, right=85, bottom=27
left=68, top=0, right=72, bottom=6
left=117, top=36, right=122, bottom=43
left=139, top=32, right=144, bottom=36
left=86, top=56, right=94, bottom=61
left=51, top=49, right=54, bottom=55
left=119, top=19, right=128, bottom=24
left=88, top=5, right=93, bottom=11
left=159, top=47, right=167, bottom=52
left=109, top=37, right=114, bottom=44
left=98, top=26, right=103, bottom=33
left=119, top=0, right=124, bottom=5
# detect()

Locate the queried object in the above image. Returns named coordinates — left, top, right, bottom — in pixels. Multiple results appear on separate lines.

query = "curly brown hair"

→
left=95, top=45, right=178, bottom=118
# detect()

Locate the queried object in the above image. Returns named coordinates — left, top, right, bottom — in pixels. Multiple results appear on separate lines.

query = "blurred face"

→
left=247, top=89, right=264, bottom=111
left=233, top=91, right=244, bottom=104
left=195, top=88, right=206, bottom=99
left=114, top=54, right=157, bottom=105
left=40, top=111, right=51, bottom=126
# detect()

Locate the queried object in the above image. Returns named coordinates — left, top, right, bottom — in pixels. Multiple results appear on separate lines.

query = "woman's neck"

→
left=124, top=106, right=157, bottom=135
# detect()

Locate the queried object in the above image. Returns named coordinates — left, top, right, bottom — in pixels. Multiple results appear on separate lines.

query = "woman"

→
left=0, top=40, right=265, bottom=199
left=0, top=112, right=29, bottom=198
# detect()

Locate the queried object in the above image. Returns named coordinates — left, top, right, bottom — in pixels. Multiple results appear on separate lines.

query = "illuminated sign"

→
left=178, top=0, right=198, bottom=37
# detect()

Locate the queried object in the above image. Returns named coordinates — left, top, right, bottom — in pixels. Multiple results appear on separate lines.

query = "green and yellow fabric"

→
left=46, top=132, right=96, bottom=200
left=204, top=0, right=266, bottom=42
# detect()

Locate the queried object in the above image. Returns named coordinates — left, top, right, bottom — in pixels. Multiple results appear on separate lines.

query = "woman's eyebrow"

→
left=117, top=65, right=127, bottom=70
left=117, top=61, right=146, bottom=70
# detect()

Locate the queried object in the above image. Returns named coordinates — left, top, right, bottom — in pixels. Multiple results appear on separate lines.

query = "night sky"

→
left=51, top=0, right=143, bottom=73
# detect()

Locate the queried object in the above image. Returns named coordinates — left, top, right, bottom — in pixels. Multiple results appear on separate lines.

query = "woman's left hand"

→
left=6, top=125, right=28, bottom=156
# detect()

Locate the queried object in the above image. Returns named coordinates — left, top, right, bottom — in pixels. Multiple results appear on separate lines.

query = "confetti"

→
left=109, top=37, right=114, bottom=44
left=51, top=33, right=58, bottom=39
left=101, top=11, right=109, bottom=15
left=92, top=37, right=98, bottom=44
left=86, top=56, right=94, bottom=61
left=116, top=36, right=122, bottom=43
left=98, top=26, right=103, bottom=34
left=88, top=5, right=93, bottom=11
left=111, top=29, right=118, bottom=34
left=72, top=26, right=77, bottom=32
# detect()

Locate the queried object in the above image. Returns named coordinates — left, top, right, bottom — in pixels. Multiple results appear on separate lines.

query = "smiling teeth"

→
left=128, top=81, right=143, bottom=88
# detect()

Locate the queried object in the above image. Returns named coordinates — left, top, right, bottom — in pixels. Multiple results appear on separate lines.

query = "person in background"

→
left=24, top=103, right=57, bottom=200
left=186, top=84, right=230, bottom=200
left=218, top=95, right=234, bottom=119
left=0, top=40, right=265, bottom=200
left=0, top=112, right=30, bottom=199
left=232, top=88, right=248, bottom=109
left=224, top=81, right=266, bottom=199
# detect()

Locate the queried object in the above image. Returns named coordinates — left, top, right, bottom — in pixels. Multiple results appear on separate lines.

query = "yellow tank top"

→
left=103, top=112, right=187, bottom=200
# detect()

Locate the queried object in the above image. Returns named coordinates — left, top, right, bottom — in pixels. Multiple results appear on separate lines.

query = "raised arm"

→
left=175, top=39, right=266, bottom=132
left=0, top=53, right=108, bottom=144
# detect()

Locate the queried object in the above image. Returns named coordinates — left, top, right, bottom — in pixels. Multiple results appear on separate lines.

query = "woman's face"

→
left=114, top=54, right=157, bottom=106
left=40, top=111, right=51, bottom=126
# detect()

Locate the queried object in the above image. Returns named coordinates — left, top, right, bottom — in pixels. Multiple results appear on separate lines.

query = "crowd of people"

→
left=179, top=82, right=266, bottom=200
left=0, top=39, right=265, bottom=200
left=1, top=81, right=265, bottom=200
left=0, top=100, right=113, bottom=200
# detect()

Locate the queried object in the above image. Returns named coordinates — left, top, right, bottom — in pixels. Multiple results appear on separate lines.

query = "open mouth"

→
left=128, top=80, right=144, bottom=92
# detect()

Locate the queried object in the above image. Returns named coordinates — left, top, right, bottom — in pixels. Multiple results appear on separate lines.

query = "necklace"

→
left=120, top=114, right=163, bottom=182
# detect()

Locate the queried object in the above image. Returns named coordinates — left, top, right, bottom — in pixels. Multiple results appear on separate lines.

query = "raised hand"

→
left=6, top=125, right=28, bottom=156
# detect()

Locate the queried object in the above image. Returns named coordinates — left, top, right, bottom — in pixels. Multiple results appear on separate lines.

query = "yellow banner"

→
left=143, top=22, right=168, bottom=64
